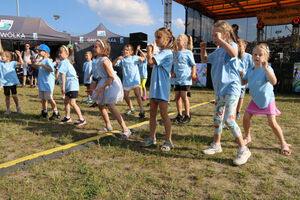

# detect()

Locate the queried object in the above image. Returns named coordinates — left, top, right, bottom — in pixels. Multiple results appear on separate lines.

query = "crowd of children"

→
left=0, top=20, right=291, bottom=166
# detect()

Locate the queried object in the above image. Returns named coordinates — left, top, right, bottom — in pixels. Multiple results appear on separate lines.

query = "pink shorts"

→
left=245, top=100, right=281, bottom=116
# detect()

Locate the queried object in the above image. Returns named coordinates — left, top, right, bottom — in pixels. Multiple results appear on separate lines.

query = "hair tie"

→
left=265, top=45, right=270, bottom=54
left=96, top=39, right=105, bottom=47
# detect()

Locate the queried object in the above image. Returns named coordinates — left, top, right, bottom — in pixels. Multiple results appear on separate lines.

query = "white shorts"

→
left=38, top=91, right=53, bottom=100
left=123, top=85, right=140, bottom=91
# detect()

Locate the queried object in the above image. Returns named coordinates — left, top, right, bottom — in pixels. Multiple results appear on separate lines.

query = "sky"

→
left=0, top=0, right=294, bottom=43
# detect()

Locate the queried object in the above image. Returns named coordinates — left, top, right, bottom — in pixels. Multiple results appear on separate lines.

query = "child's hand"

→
left=15, top=50, right=21, bottom=56
left=171, top=73, right=176, bottom=78
left=191, top=72, right=197, bottom=81
left=147, top=45, right=153, bottom=53
left=117, top=56, right=124, bottom=60
left=137, top=45, right=141, bottom=51
left=61, top=88, right=65, bottom=94
left=200, top=42, right=207, bottom=49
left=262, top=61, right=268, bottom=70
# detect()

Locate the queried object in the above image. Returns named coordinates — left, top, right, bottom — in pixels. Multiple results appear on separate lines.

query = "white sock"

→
left=239, top=146, right=247, bottom=151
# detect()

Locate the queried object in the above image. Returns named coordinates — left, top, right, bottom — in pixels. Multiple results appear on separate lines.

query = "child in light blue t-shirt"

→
left=82, top=51, right=93, bottom=103
left=242, top=43, right=291, bottom=156
left=135, top=45, right=148, bottom=101
left=0, top=51, right=23, bottom=114
left=57, top=45, right=86, bottom=127
left=31, top=44, right=60, bottom=120
left=236, top=39, right=253, bottom=120
left=171, top=34, right=196, bottom=124
left=141, top=27, right=176, bottom=152
left=201, top=21, right=251, bottom=166
left=113, top=44, right=145, bottom=118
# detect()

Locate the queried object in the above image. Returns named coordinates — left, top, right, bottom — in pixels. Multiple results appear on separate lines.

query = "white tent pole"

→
left=16, top=0, right=20, bottom=16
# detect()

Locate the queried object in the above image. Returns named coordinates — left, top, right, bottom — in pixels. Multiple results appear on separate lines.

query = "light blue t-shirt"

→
left=207, top=42, right=241, bottom=96
left=0, top=61, right=20, bottom=86
left=58, top=59, right=79, bottom=93
left=149, top=49, right=173, bottom=101
left=174, top=50, right=196, bottom=86
left=239, top=53, right=253, bottom=89
left=37, top=58, right=55, bottom=92
left=138, top=58, right=148, bottom=79
left=117, top=55, right=141, bottom=87
left=91, top=58, right=99, bottom=80
left=83, top=61, right=93, bottom=84
left=243, top=65, right=275, bottom=109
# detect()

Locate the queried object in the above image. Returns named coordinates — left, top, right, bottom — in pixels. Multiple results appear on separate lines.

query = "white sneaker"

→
left=202, top=143, right=222, bottom=155
left=233, top=147, right=251, bottom=166
left=17, top=107, right=23, bottom=114
left=4, top=109, right=11, bottom=115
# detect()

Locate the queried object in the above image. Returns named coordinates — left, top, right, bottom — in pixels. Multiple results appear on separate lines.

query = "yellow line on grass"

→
left=0, top=100, right=214, bottom=169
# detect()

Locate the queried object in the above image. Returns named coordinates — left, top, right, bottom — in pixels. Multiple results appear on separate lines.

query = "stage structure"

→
left=173, top=0, right=300, bottom=92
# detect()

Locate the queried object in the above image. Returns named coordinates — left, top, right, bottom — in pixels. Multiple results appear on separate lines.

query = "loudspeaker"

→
left=129, top=32, right=148, bottom=42
left=130, top=41, right=147, bottom=51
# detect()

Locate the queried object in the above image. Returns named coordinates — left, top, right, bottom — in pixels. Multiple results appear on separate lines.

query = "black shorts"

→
left=65, top=91, right=78, bottom=99
left=84, top=83, right=91, bottom=87
left=4, top=85, right=17, bottom=96
left=174, top=85, right=188, bottom=91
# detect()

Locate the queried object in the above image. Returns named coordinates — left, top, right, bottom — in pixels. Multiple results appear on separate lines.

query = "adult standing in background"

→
left=21, top=43, right=35, bottom=87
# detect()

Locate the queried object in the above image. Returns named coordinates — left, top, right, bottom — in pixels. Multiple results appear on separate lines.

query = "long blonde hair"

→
left=214, top=21, right=237, bottom=44
left=96, top=39, right=111, bottom=58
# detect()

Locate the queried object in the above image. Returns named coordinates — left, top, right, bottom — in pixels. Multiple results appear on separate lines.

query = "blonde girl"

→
left=142, top=27, right=176, bottom=151
left=242, top=43, right=291, bottom=155
left=0, top=51, right=23, bottom=114
left=201, top=21, right=251, bottom=165
left=236, top=39, right=253, bottom=119
left=92, top=39, right=131, bottom=139
left=171, top=34, right=196, bottom=123
left=113, top=44, right=146, bottom=118
left=57, top=45, right=86, bottom=127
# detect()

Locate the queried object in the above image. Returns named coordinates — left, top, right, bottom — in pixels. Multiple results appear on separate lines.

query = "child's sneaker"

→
left=139, top=110, right=145, bottom=118
left=4, top=109, right=11, bottom=115
left=49, top=112, right=61, bottom=120
left=181, top=114, right=191, bottom=124
left=90, top=102, right=98, bottom=107
left=171, top=114, right=183, bottom=123
left=39, top=110, right=48, bottom=118
left=119, top=129, right=132, bottom=140
left=233, top=147, right=251, bottom=166
left=202, top=143, right=222, bottom=155
left=142, top=95, right=147, bottom=101
left=16, top=106, right=23, bottom=114
left=141, top=137, right=157, bottom=147
left=125, top=108, right=135, bottom=116
left=85, top=98, right=92, bottom=103
left=59, top=117, right=72, bottom=124
left=74, top=119, right=86, bottom=127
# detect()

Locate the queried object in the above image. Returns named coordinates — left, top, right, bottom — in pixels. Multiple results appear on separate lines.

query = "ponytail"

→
left=186, top=34, right=193, bottom=51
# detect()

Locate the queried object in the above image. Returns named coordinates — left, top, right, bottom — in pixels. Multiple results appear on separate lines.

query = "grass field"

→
left=0, top=85, right=299, bottom=200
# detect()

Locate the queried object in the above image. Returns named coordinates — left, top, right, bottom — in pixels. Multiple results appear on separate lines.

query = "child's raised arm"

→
left=112, top=56, right=123, bottom=67
left=15, top=50, right=24, bottom=66
left=200, top=42, right=208, bottom=63
left=262, top=61, right=277, bottom=85
left=215, top=32, right=238, bottom=58
left=137, top=45, right=146, bottom=62
left=146, top=45, right=156, bottom=67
